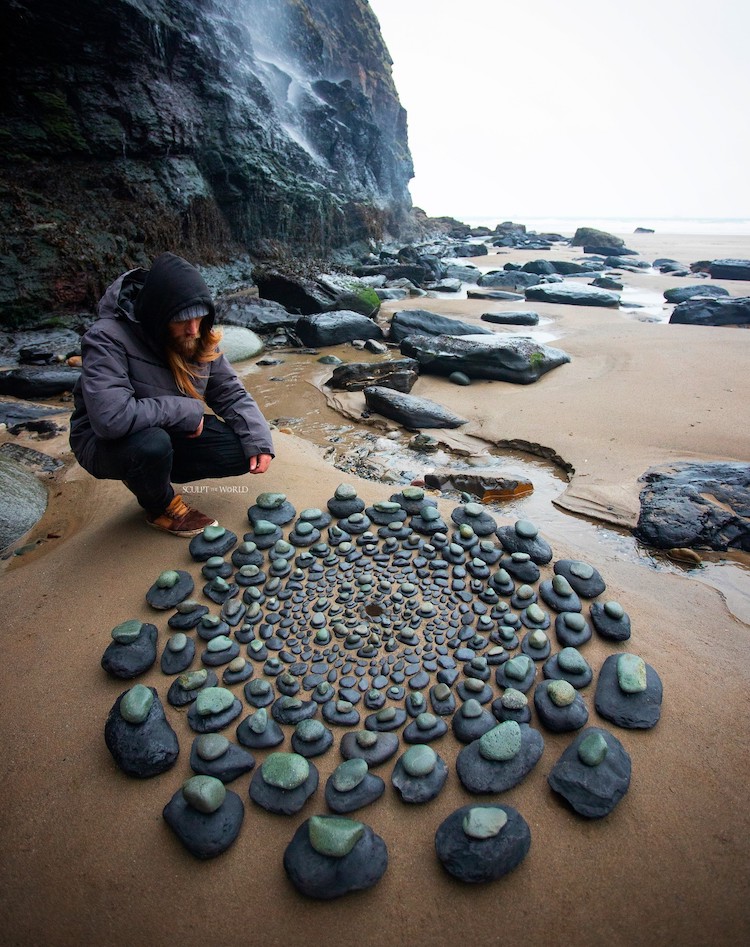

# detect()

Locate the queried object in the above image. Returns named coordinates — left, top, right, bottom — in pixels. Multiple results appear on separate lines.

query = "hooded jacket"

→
left=69, top=253, right=274, bottom=471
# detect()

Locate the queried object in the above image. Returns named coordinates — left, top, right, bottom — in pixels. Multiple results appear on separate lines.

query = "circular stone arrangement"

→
left=100, top=485, right=662, bottom=895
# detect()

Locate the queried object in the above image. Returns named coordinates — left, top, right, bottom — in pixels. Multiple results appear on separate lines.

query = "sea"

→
left=459, top=216, right=750, bottom=237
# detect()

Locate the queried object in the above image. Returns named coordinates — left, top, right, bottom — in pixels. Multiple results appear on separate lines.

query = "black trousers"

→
left=83, top=415, right=248, bottom=514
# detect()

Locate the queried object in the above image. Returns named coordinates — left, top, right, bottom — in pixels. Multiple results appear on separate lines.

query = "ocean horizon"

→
left=458, top=215, right=750, bottom=237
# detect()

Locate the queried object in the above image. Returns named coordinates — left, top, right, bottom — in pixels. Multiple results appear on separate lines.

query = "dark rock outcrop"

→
left=326, top=358, right=419, bottom=393
left=669, top=297, right=750, bottom=327
left=525, top=283, right=620, bottom=308
left=388, top=309, right=493, bottom=343
left=478, top=271, right=541, bottom=290
left=364, top=385, right=468, bottom=429
left=634, top=462, right=750, bottom=551
left=1, top=0, right=414, bottom=321
left=216, top=295, right=297, bottom=333
left=709, top=259, right=750, bottom=281
left=253, top=271, right=380, bottom=317
left=400, top=334, right=571, bottom=385
left=295, top=311, right=383, bottom=347
left=0, top=366, right=81, bottom=398
left=571, top=227, right=624, bottom=248
left=480, top=312, right=539, bottom=327
left=663, top=285, right=730, bottom=304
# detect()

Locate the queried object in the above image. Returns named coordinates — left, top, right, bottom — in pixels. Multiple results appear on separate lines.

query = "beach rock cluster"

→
left=100, top=484, right=660, bottom=895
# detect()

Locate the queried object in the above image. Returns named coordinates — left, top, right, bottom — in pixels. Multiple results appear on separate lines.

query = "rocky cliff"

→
left=0, top=0, right=414, bottom=322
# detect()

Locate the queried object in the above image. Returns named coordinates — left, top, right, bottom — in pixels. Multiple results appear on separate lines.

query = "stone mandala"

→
left=102, top=485, right=663, bottom=892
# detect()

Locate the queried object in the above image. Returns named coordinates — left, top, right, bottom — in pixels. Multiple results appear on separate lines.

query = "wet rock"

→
left=295, top=311, right=383, bottom=347
left=525, top=282, right=620, bottom=307
left=435, top=804, right=531, bottom=883
left=283, top=817, right=388, bottom=899
left=101, top=621, right=158, bottom=679
left=326, top=358, right=419, bottom=393
left=595, top=653, right=663, bottom=729
left=670, top=296, right=750, bottom=327
left=388, top=309, right=493, bottom=343
left=400, top=334, right=570, bottom=385
left=104, top=685, right=179, bottom=778
left=216, top=294, right=297, bottom=333
left=548, top=727, right=632, bottom=818
left=634, top=462, right=750, bottom=551
left=364, top=385, right=468, bottom=429
left=0, top=366, right=81, bottom=398
left=708, top=259, right=750, bottom=280
left=480, top=311, right=540, bottom=326
left=477, top=270, right=541, bottom=290
left=571, top=227, right=625, bottom=248
left=496, top=520, right=553, bottom=564
left=663, top=284, right=729, bottom=303
left=163, top=778, right=244, bottom=859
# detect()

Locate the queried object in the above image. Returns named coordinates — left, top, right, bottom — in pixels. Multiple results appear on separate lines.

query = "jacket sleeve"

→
left=80, top=327, right=204, bottom=440
left=204, top=353, right=274, bottom=459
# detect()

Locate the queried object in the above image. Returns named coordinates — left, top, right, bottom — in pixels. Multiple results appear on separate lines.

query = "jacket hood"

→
left=132, top=252, right=215, bottom=344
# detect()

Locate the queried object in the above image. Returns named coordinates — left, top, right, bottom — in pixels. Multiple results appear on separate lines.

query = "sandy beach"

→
left=1, top=230, right=748, bottom=946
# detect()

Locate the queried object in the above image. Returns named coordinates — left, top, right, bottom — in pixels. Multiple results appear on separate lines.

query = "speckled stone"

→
left=187, top=690, right=243, bottom=733
left=542, top=648, right=593, bottom=689
left=167, top=669, right=219, bottom=707
left=495, top=655, right=536, bottom=693
left=283, top=818, right=388, bottom=899
left=435, top=804, right=531, bottom=883
left=249, top=754, right=319, bottom=815
left=548, top=726, right=632, bottom=818
left=534, top=680, right=589, bottom=733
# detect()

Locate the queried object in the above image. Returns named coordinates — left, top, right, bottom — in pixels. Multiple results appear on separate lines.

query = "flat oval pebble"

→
left=196, top=733, right=230, bottom=761
left=605, top=601, right=625, bottom=620
left=515, top=519, right=538, bottom=539
left=332, top=758, right=369, bottom=792
left=401, top=744, right=437, bottom=777
left=168, top=633, right=188, bottom=652
left=182, top=774, right=226, bottom=814
left=501, top=689, right=527, bottom=710
left=257, top=492, right=286, bottom=510
left=206, top=635, right=233, bottom=653
left=111, top=619, right=143, bottom=643
left=196, top=687, right=235, bottom=716
left=262, top=752, right=310, bottom=790
left=479, top=721, right=522, bottom=761
left=570, top=560, right=594, bottom=579
left=203, top=525, right=226, bottom=541
left=617, top=653, right=648, bottom=693
left=463, top=806, right=508, bottom=839
left=308, top=815, right=364, bottom=857
left=552, top=574, right=574, bottom=596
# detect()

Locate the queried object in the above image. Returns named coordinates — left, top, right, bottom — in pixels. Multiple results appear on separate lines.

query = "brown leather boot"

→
left=147, top=494, right=218, bottom=537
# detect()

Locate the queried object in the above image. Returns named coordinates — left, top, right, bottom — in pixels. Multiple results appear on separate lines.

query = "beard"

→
left=168, top=335, right=201, bottom=360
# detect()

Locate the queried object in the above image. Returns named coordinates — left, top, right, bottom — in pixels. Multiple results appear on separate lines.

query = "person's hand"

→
left=187, top=418, right=204, bottom=438
left=249, top=453, right=272, bottom=474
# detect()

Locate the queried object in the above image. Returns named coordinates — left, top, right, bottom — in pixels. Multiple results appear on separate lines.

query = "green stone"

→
left=205, top=556, right=225, bottom=568
left=563, top=611, right=586, bottom=631
left=401, top=744, right=437, bottom=777
left=156, top=569, right=180, bottom=589
left=336, top=700, right=353, bottom=713
left=516, top=584, right=534, bottom=600
left=376, top=706, right=396, bottom=722
left=178, top=669, right=208, bottom=691
left=248, top=678, right=270, bottom=696
left=605, top=601, right=625, bottom=620
left=261, top=752, right=309, bottom=790
left=238, top=541, right=257, bottom=554
left=505, top=655, right=532, bottom=681
left=495, top=569, right=511, bottom=584
left=348, top=513, right=364, bottom=524
left=111, top=619, right=142, bottom=644
left=461, top=699, right=483, bottom=719
left=249, top=639, right=265, bottom=653
left=433, top=683, right=451, bottom=701
left=464, top=502, right=483, bottom=518
left=515, top=519, right=538, bottom=539
left=195, top=686, right=235, bottom=716
left=249, top=708, right=269, bottom=733
left=402, top=486, right=424, bottom=501
left=315, top=629, right=330, bottom=644
left=273, top=540, right=294, bottom=556
left=296, top=719, right=325, bottom=743
left=511, top=552, right=530, bottom=562
left=316, top=681, right=331, bottom=696
left=206, top=635, right=233, bottom=653
left=256, top=492, right=286, bottom=510
left=298, top=507, right=321, bottom=521
left=527, top=626, right=548, bottom=647
left=479, top=721, right=522, bottom=762
left=295, top=522, right=314, bottom=536
left=459, top=526, right=475, bottom=542
left=201, top=614, right=220, bottom=628
left=617, top=654, right=648, bottom=693
left=356, top=729, right=378, bottom=748
left=224, top=598, right=242, bottom=617
left=570, top=560, right=594, bottom=580
left=463, top=807, right=508, bottom=839
left=421, top=506, right=440, bottom=522
left=374, top=501, right=400, bottom=513
left=196, top=733, right=229, bottom=761
left=548, top=680, right=576, bottom=707
left=253, top=519, right=277, bottom=536
left=416, top=712, right=438, bottom=731
left=120, top=684, right=153, bottom=723
left=464, top=678, right=485, bottom=693
left=167, top=633, right=187, bottom=653
left=578, top=731, right=609, bottom=767
left=332, top=758, right=368, bottom=792
left=501, top=688, right=527, bottom=710
left=210, top=577, right=229, bottom=592
left=558, top=647, right=588, bottom=674
left=176, top=599, right=200, bottom=614
left=278, top=696, right=301, bottom=710
left=202, top=525, right=226, bottom=542
left=410, top=692, right=424, bottom=707
left=308, top=815, right=364, bottom=857
left=335, top=484, right=357, bottom=500
left=182, top=775, right=226, bottom=813
left=552, top=574, right=573, bottom=596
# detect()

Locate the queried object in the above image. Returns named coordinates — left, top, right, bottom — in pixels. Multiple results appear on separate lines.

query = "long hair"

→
left=166, top=322, right=223, bottom=400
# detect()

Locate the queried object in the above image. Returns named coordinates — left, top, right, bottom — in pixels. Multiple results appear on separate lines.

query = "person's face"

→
left=167, top=317, right=203, bottom=358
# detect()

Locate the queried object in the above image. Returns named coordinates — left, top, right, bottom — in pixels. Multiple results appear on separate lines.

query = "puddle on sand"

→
left=241, top=346, right=749, bottom=625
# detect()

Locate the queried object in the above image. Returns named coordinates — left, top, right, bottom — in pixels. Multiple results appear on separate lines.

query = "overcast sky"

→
left=368, top=0, right=750, bottom=223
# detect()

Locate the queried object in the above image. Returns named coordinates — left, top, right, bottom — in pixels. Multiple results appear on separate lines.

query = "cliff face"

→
left=0, top=0, right=413, bottom=321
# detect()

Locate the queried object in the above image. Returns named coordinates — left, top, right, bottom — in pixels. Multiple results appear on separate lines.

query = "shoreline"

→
left=0, top=227, right=748, bottom=946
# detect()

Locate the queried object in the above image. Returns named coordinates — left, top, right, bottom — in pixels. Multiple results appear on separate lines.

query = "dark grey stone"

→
left=101, top=624, right=158, bottom=679
left=189, top=739, right=255, bottom=783
left=324, top=772, right=386, bottom=813
left=145, top=570, right=194, bottom=610
left=163, top=787, right=244, bottom=859
left=553, top=559, right=606, bottom=597
left=456, top=724, right=544, bottom=794
left=295, top=311, right=383, bottom=347
left=391, top=753, right=448, bottom=803
left=187, top=698, right=243, bottom=733
left=160, top=635, right=196, bottom=675
left=389, top=309, right=493, bottom=343
left=547, top=726, right=631, bottom=818
left=339, top=731, right=400, bottom=766
left=248, top=762, right=319, bottom=815
left=525, top=283, right=620, bottom=307
left=533, top=681, right=589, bottom=732
left=435, top=804, right=531, bottom=883
left=104, top=687, right=179, bottom=778
left=670, top=296, right=750, bottom=326
left=364, top=385, right=467, bottom=429
left=595, top=654, right=663, bottom=729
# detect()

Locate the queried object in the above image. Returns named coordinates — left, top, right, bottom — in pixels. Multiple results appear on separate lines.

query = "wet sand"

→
left=1, top=232, right=749, bottom=946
